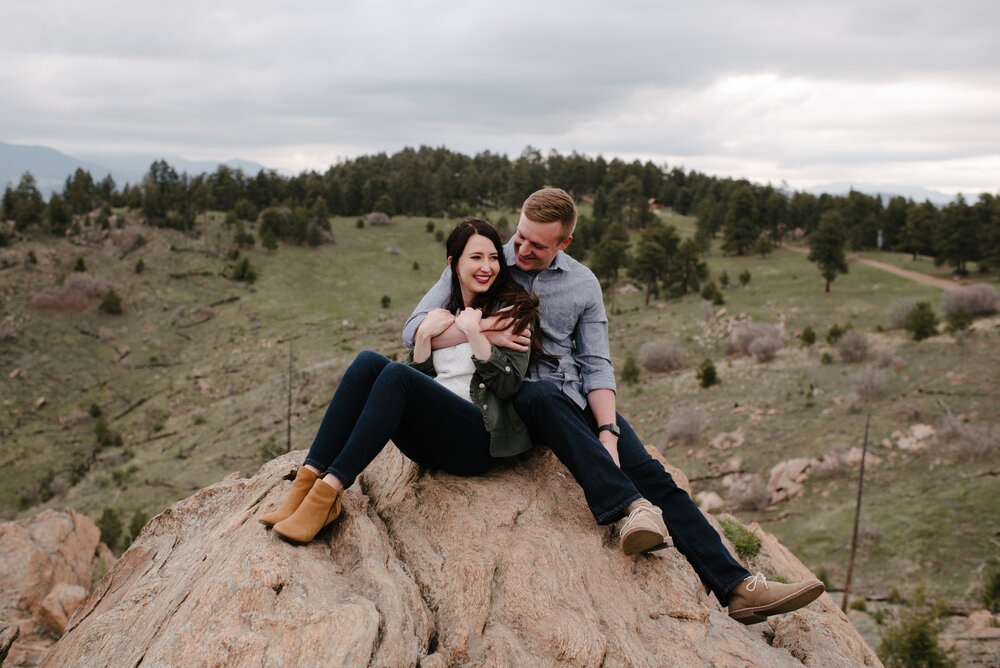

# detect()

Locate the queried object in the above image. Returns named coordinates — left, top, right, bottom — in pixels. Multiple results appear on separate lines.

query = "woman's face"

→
left=454, top=233, right=501, bottom=302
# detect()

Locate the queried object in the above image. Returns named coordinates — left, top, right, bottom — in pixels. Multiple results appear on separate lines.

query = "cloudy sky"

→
left=2, top=0, right=999, bottom=195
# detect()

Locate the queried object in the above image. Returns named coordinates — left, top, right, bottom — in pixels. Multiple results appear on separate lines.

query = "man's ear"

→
left=558, top=235, right=573, bottom=251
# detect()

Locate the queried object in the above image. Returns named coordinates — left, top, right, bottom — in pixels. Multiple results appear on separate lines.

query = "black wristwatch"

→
left=597, top=423, right=621, bottom=438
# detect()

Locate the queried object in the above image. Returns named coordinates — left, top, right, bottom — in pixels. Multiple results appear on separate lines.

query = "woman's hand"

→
left=455, top=308, right=491, bottom=360
left=454, top=308, right=483, bottom=336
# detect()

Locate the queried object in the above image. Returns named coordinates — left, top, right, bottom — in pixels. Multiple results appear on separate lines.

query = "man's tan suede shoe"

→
left=620, top=498, right=673, bottom=556
left=727, top=573, right=825, bottom=624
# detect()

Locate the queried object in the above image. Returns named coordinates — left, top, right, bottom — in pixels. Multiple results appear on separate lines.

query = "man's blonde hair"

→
left=522, top=188, right=578, bottom=240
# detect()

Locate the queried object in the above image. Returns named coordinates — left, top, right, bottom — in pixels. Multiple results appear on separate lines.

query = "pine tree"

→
left=808, top=211, right=848, bottom=292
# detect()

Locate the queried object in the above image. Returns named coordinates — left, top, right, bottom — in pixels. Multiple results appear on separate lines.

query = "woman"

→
left=260, top=218, right=547, bottom=544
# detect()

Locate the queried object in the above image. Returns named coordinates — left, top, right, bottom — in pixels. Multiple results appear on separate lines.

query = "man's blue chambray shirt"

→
left=402, top=238, right=616, bottom=409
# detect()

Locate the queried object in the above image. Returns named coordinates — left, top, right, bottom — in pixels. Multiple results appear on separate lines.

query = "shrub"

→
left=99, top=288, right=123, bottom=315
left=27, top=250, right=37, bottom=264
left=231, top=258, right=257, bottom=283
left=888, top=298, right=917, bottom=329
left=665, top=407, right=707, bottom=446
left=412, top=261, right=420, bottom=271
left=97, top=508, right=124, bottom=552
left=877, top=607, right=957, bottom=668
left=738, top=269, right=751, bottom=286
left=984, top=565, right=1000, bottom=613
left=425, top=221, right=435, bottom=233
left=380, top=295, right=391, bottom=309
left=875, top=347, right=902, bottom=368
left=941, top=283, right=999, bottom=318
left=905, top=302, right=939, bottom=341
left=696, top=358, right=718, bottom=388
left=826, top=323, right=845, bottom=344
left=820, top=352, right=834, bottom=365
left=621, top=353, right=640, bottom=384
left=89, top=403, right=102, bottom=418
left=731, top=322, right=783, bottom=362
left=719, top=270, right=730, bottom=287
left=945, top=307, right=973, bottom=333
left=128, top=510, right=149, bottom=544
left=701, top=281, right=724, bottom=305
left=638, top=342, right=685, bottom=373
left=837, top=330, right=870, bottom=363
left=356, top=218, right=364, bottom=229
left=718, top=516, right=762, bottom=558
left=801, top=326, right=816, bottom=347
left=748, top=335, right=782, bottom=362
left=73, top=256, right=86, bottom=272
left=435, top=230, right=444, bottom=242
left=134, top=258, right=145, bottom=274
left=849, top=598, right=868, bottom=612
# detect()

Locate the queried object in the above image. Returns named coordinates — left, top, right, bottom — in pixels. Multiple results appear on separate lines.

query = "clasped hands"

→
left=422, top=306, right=530, bottom=351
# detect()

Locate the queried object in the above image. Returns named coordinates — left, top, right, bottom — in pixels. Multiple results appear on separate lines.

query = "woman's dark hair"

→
left=444, top=217, right=553, bottom=367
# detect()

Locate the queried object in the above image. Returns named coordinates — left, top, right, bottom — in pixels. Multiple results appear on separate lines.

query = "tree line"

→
left=2, top=145, right=998, bottom=277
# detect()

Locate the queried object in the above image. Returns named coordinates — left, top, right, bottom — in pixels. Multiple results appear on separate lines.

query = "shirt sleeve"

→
left=472, top=344, right=530, bottom=400
left=402, top=266, right=453, bottom=348
left=574, top=273, right=617, bottom=395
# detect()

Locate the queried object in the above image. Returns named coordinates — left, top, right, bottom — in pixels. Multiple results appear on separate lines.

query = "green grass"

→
left=1, top=209, right=997, bottom=616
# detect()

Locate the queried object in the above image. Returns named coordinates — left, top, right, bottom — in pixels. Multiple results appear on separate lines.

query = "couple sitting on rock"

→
left=259, top=188, right=824, bottom=625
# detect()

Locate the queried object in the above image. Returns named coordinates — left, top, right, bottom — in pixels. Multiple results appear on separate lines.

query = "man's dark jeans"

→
left=303, top=350, right=494, bottom=487
left=512, top=379, right=750, bottom=602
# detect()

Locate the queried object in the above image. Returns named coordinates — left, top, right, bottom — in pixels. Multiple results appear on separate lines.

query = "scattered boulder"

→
left=45, top=448, right=879, bottom=666
left=768, top=457, right=817, bottom=504
left=0, top=508, right=115, bottom=665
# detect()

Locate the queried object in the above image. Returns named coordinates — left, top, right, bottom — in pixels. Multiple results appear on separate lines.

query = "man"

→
left=403, top=188, right=824, bottom=624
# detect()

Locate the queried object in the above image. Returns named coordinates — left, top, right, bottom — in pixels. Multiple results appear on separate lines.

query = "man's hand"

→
left=599, top=430, right=621, bottom=467
left=418, top=308, right=456, bottom=339
left=481, top=307, right=530, bottom=352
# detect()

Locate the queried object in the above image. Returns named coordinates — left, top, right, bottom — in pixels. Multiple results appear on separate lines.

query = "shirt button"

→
left=482, top=404, right=488, bottom=410
left=479, top=383, right=486, bottom=389
left=504, top=366, right=511, bottom=372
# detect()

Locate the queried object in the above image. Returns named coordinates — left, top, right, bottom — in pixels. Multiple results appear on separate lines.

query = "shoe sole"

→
left=622, top=528, right=673, bottom=556
left=729, top=581, right=825, bottom=624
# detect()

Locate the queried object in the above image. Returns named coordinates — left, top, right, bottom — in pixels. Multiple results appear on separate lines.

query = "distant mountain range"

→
left=801, top=182, right=958, bottom=207
left=0, top=140, right=271, bottom=196
left=2, top=139, right=960, bottom=207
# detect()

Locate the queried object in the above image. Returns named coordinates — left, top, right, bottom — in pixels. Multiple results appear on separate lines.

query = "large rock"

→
left=44, top=448, right=881, bottom=667
left=0, top=508, right=115, bottom=665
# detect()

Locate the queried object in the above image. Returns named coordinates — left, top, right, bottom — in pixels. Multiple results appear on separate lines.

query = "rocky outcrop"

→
left=0, top=508, right=116, bottom=665
left=44, top=447, right=881, bottom=667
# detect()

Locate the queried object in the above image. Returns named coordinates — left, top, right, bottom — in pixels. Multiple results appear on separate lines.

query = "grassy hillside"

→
left=2, top=210, right=998, bottom=619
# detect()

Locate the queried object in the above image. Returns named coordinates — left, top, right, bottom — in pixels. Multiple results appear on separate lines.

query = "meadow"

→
left=1, top=208, right=998, bottom=635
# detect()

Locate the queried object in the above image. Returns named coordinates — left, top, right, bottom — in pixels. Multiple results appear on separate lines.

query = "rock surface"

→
left=44, top=447, right=881, bottom=667
left=0, top=508, right=115, bottom=665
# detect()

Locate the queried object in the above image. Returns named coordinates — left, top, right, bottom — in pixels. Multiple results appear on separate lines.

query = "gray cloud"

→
left=1, top=0, right=998, bottom=192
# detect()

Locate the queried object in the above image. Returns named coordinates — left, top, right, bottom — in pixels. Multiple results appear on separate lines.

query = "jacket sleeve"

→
left=404, top=348, right=436, bottom=378
left=472, top=343, right=529, bottom=400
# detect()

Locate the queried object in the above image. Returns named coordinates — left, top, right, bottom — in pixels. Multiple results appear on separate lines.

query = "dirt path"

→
left=782, top=244, right=958, bottom=290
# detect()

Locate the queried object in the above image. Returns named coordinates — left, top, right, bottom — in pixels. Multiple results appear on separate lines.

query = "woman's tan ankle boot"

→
left=272, top=480, right=344, bottom=544
left=259, top=466, right=319, bottom=528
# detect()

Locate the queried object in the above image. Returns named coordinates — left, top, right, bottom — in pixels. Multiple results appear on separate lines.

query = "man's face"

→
left=511, top=214, right=572, bottom=272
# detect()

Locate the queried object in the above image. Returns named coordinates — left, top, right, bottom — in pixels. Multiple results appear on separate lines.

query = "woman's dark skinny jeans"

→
left=303, top=350, right=494, bottom=488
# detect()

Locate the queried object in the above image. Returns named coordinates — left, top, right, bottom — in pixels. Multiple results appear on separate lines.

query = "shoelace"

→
left=744, top=572, right=769, bottom=592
